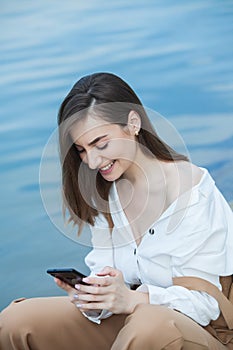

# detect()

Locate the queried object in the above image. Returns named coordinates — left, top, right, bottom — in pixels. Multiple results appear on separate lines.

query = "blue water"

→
left=1, top=0, right=233, bottom=310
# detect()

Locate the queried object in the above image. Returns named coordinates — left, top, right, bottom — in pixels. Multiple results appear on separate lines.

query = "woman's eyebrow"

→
left=88, top=135, right=108, bottom=146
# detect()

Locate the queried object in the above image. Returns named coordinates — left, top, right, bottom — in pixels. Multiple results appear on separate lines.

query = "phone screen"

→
left=47, top=268, right=88, bottom=287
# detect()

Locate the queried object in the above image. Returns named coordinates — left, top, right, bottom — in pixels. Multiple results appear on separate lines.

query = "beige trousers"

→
left=0, top=296, right=227, bottom=350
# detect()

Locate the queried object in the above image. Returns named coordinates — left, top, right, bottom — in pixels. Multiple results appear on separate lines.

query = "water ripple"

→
left=0, top=0, right=233, bottom=310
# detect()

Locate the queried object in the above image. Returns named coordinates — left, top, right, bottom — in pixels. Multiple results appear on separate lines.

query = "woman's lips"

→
left=99, top=161, right=115, bottom=175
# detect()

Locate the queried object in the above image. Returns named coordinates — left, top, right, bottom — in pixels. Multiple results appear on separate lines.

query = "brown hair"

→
left=57, top=72, right=188, bottom=234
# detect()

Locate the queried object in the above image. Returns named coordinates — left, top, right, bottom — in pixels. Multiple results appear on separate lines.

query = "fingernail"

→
left=76, top=304, right=82, bottom=308
left=75, top=284, right=80, bottom=290
left=83, top=277, right=89, bottom=283
left=73, top=294, right=79, bottom=300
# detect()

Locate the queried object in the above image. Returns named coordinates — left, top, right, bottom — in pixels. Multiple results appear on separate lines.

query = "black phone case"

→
left=47, top=268, right=88, bottom=287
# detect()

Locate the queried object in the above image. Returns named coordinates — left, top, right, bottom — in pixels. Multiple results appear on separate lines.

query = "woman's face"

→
left=69, top=113, right=139, bottom=182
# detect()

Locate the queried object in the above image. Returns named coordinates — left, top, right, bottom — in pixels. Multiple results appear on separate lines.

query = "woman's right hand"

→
left=54, top=278, right=88, bottom=308
left=55, top=278, right=102, bottom=315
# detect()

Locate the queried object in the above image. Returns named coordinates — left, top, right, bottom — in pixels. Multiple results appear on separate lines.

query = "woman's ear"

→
left=127, top=110, right=141, bottom=136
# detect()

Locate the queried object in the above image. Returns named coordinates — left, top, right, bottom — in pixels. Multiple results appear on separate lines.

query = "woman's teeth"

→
left=100, top=162, right=114, bottom=171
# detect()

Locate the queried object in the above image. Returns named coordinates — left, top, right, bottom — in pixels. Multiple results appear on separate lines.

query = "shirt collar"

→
left=108, top=167, right=215, bottom=230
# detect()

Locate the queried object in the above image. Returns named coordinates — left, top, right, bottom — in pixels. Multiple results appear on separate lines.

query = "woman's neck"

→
left=120, top=147, right=166, bottom=192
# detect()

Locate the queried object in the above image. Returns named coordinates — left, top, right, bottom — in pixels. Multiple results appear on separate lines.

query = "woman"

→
left=1, top=72, right=233, bottom=349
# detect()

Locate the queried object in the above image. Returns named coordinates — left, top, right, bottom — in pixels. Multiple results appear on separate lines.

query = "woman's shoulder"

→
left=163, top=161, right=204, bottom=205
left=176, top=161, right=203, bottom=186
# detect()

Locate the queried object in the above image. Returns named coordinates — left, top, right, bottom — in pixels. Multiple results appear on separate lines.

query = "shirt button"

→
left=149, top=228, right=155, bottom=235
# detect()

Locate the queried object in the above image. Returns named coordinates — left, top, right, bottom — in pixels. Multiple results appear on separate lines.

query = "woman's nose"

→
left=85, top=149, right=101, bottom=169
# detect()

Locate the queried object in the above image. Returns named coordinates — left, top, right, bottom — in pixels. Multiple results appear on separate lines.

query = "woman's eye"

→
left=96, top=142, right=108, bottom=150
left=74, top=145, right=85, bottom=153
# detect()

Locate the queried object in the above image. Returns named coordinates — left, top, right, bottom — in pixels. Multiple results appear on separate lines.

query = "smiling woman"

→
left=58, top=72, right=188, bottom=234
left=0, top=72, right=233, bottom=350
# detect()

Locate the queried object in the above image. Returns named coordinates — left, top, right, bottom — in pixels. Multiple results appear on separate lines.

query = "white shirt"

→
left=84, top=168, right=233, bottom=325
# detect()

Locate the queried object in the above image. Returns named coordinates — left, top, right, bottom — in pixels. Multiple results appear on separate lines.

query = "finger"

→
left=55, top=278, right=74, bottom=293
left=72, top=301, right=88, bottom=310
left=76, top=301, right=108, bottom=311
left=97, top=266, right=116, bottom=276
left=70, top=290, right=92, bottom=304
left=70, top=292, right=81, bottom=303
left=76, top=276, right=111, bottom=290
left=75, top=283, right=102, bottom=295
left=77, top=305, right=99, bottom=313
left=72, top=292, right=105, bottom=303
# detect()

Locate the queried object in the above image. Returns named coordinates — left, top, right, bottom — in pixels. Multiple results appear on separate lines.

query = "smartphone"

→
left=47, top=268, right=88, bottom=287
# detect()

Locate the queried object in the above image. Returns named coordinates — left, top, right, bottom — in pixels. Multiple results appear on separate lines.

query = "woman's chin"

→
left=100, top=173, right=120, bottom=182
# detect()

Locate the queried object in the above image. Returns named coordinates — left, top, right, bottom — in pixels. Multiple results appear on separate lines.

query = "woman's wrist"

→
left=127, top=289, right=149, bottom=314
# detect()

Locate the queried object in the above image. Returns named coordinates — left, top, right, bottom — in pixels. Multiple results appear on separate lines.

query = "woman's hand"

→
left=54, top=278, right=89, bottom=309
left=72, top=266, right=149, bottom=314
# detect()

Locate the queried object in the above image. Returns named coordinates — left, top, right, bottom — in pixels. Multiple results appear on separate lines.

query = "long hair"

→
left=57, top=72, right=188, bottom=234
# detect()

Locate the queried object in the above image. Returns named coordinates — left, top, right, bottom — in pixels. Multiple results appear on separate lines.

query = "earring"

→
left=135, top=130, right=139, bottom=136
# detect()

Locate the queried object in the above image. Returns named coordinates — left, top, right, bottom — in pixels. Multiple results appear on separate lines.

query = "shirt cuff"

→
left=137, top=283, right=168, bottom=304
left=82, top=309, right=113, bottom=324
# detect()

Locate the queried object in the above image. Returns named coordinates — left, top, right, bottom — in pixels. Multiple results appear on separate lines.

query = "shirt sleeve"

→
left=82, top=213, right=114, bottom=324
left=138, top=184, right=233, bottom=326
left=137, top=284, right=220, bottom=326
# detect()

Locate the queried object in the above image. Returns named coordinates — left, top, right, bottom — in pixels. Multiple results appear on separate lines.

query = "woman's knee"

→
left=0, top=298, right=34, bottom=349
left=0, top=296, right=84, bottom=349
left=0, top=298, right=29, bottom=333
left=128, top=303, right=182, bottom=332
left=114, top=304, right=184, bottom=349
left=119, top=304, right=212, bottom=350
left=0, top=296, right=84, bottom=332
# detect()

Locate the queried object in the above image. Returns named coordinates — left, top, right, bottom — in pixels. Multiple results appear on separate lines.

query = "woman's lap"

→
left=0, top=296, right=125, bottom=350
left=112, top=304, right=227, bottom=350
left=0, top=297, right=227, bottom=350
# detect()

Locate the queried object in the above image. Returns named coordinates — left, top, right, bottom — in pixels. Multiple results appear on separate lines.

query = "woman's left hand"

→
left=74, top=266, right=148, bottom=314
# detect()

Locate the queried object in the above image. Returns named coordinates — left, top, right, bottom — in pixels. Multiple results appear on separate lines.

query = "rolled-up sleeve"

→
left=137, top=284, right=220, bottom=326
